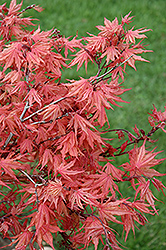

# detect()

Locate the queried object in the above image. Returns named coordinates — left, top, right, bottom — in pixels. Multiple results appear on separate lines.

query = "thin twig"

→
left=101, top=122, right=163, bottom=158
left=17, top=4, right=36, bottom=16
left=38, top=133, right=66, bottom=145
left=97, top=55, right=133, bottom=79
left=89, top=214, right=111, bottom=249
left=1, top=132, right=13, bottom=150
left=2, top=69, right=31, bottom=150
left=19, top=170, right=45, bottom=210
left=30, top=112, right=70, bottom=125
left=2, top=102, right=30, bottom=150
left=20, top=101, right=31, bottom=122
left=20, top=68, right=31, bottom=121
left=100, top=128, right=138, bottom=140
left=90, top=55, right=133, bottom=84
left=30, top=119, right=53, bottom=125
left=21, top=96, right=67, bottom=122
left=19, top=170, right=44, bottom=186
left=82, top=47, right=100, bottom=66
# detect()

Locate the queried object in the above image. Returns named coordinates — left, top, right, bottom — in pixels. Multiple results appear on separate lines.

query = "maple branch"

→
left=90, top=55, right=133, bottom=84
left=19, top=170, right=44, bottom=186
left=96, top=61, right=107, bottom=78
left=37, top=133, right=68, bottom=146
left=98, top=54, right=133, bottom=79
left=122, top=174, right=151, bottom=182
left=17, top=4, right=36, bottom=16
left=114, top=125, right=160, bottom=155
left=21, top=96, right=67, bottom=122
left=30, top=112, right=70, bottom=125
left=82, top=47, right=100, bottom=66
left=0, top=200, right=9, bottom=204
left=2, top=69, right=31, bottom=150
left=1, top=132, right=13, bottom=150
left=59, top=232, right=75, bottom=250
left=1, top=101, right=30, bottom=149
left=89, top=214, right=111, bottom=249
left=146, top=124, right=161, bottom=137
left=101, top=128, right=138, bottom=140
left=19, top=170, right=45, bottom=210
left=101, top=123, right=163, bottom=158
left=122, top=202, right=148, bottom=225
left=20, top=101, right=31, bottom=122
left=112, top=171, right=151, bottom=183
left=20, top=68, right=32, bottom=122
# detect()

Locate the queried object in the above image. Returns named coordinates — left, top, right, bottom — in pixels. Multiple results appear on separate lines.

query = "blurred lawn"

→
left=4, top=0, right=166, bottom=249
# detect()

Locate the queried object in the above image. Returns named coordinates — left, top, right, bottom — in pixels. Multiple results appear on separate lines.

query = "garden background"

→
left=2, top=0, right=166, bottom=249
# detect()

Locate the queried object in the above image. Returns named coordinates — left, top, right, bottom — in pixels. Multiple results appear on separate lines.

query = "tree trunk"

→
left=0, top=236, right=12, bottom=250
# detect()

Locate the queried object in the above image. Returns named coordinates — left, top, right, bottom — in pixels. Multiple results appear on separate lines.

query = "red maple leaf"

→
left=125, top=27, right=152, bottom=44
left=125, top=140, right=165, bottom=178
left=100, top=45, right=120, bottom=64
left=70, top=188, right=97, bottom=210
left=96, top=17, right=121, bottom=39
left=70, top=48, right=94, bottom=71
left=96, top=198, right=132, bottom=224
left=0, top=42, right=23, bottom=71
left=24, top=88, right=42, bottom=107
left=54, top=159, right=83, bottom=182
left=0, top=155, right=28, bottom=181
left=9, top=229, right=34, bottom=250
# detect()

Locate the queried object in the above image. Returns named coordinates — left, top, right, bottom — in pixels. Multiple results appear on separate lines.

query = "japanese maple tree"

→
left=0, top=1, right=165, bottom=250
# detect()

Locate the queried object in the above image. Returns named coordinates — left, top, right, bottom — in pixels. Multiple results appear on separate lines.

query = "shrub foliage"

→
left=0, top=1, right=165, bottom=249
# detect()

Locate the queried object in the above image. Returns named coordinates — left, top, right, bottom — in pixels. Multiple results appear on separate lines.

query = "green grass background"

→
left=3, top=0, right=166, bottom=249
